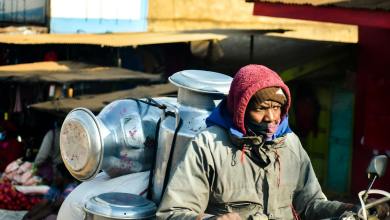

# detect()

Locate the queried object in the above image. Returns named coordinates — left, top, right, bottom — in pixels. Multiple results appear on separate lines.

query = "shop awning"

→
left=0, top=32, right=226, bottom=47
left=247, top=0, right=390, bottom=10
left=28, top=83, right=177, bottom=114
left=0, top=61, right=160, bottom=83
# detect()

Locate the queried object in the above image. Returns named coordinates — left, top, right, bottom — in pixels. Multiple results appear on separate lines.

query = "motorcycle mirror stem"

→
left=362, top=155, right=388, bottom=202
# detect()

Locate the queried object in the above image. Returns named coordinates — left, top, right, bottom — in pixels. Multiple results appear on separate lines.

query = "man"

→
left=34, top=125, right=62, bottom=167
left=34, top=120, right=63, bottom=185
left=157, top=65, right=353, bottom=219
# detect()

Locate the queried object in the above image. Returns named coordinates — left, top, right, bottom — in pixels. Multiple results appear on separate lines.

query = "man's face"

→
left=247, top=100, right=282, bottom=135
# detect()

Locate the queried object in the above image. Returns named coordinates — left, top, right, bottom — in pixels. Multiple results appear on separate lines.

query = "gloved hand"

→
left=366, top=198, right=390, bottom=220
left=198, top=213, right=242, bottom=220
left=215, top=213, right=242, bottom=220
left=339, top=211, right=358, bottom=220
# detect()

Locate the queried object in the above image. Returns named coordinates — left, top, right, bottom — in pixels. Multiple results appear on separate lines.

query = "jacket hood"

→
left=226, top=65, right=291, bottom=135
left=206, top=99, right=291, bottom=141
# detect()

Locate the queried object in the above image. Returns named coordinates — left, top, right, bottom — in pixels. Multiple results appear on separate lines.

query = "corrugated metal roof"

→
left=0, top=32, right=226, bottom=47
left=247, top=0, right=390, bottom=11
left=29, top=83, right=177, bottom=114
left=0, top=61, right=160, bottom=83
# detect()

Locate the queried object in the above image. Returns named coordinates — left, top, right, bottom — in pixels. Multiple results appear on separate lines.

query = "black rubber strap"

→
left=162, top=116, right=183, bottom=195
left=147, top=117, right=162, bottom=200
left=124, top=97, right=167, bottom=199
left=127, top=97, right=167, bottom=110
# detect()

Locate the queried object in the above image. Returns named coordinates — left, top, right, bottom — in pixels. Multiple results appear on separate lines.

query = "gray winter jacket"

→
left=157, top=125, right=349, bottom=220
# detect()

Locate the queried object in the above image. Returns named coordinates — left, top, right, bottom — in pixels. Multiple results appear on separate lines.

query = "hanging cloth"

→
left=13, top=86, right=22, bottom=113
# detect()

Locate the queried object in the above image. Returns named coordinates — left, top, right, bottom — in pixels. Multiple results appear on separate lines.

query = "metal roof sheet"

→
left=0, top=32, right=226, bottom=47
left=29, top=83, right=177, bottom=114
left=0, top=61, right=160, bottom=83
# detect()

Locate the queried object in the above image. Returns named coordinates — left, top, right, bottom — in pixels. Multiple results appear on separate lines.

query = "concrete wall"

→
left=50, top=0, right=148, bottom=33
left=148, top=0, right=357, bottom=43
left=0, top=0, right=46, bottom=24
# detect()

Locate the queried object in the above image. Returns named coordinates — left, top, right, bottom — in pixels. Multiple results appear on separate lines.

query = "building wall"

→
left=327, top=88, right=354, bottom=194
left=0, top=0, right=357, bottom=42
left=148, top=0, right=357, bottom=43
left=352, top=27, right=390, bottom=194
left=0, top=0, right=46, bottom=24
left=50, top=0, right=148, bottom=33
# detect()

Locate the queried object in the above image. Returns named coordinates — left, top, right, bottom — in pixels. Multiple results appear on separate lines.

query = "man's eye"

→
left=273, top=106, right=281, bottom=110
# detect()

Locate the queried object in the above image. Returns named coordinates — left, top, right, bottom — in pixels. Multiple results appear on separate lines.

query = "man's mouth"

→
left=267, top=124, right=278, bottom=133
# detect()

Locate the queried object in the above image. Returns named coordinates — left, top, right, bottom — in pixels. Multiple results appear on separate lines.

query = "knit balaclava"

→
left=227, top=64, right=291, bottom=136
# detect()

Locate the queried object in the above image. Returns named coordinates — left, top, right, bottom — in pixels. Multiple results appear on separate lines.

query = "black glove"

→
left=366, top=198, right=390, bottom=219
left=339, top=211, right=358, bottom=220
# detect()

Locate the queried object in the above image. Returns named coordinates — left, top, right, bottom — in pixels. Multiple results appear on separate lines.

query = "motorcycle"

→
left=325, top=154, right=389, bottom=220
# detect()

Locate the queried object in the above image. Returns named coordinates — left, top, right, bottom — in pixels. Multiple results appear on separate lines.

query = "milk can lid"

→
left=169, top=70, right=232, bottom=95
left=60, top=108, right=103, bottom=181
left=84, top=192, right=157, bottom=219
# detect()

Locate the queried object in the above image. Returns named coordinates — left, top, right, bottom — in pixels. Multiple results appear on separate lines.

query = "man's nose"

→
left=264, top=109, right=275, bottom=121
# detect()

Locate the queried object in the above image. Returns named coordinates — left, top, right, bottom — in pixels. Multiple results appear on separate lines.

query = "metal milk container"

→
left=151, top=70, right=232, bottom=203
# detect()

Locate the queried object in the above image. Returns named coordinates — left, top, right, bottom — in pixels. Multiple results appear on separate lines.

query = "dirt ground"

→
left=0, top=209, right=27, bottom=220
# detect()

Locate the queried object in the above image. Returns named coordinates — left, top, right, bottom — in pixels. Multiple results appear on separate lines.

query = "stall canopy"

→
left=246, top=0, right=390, bottom=10
left=0, top=32, right=226, bottom=47
left=29, top=83, right=177, bottom=114
left=0, top=61, right=160, bottom=83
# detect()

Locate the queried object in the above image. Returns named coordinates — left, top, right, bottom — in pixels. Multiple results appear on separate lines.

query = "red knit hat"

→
left=227, top=64, right=291, bottom=135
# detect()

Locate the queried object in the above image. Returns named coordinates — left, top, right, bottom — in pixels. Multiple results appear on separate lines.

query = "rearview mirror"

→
left=367, top=155, right=388, bottom=178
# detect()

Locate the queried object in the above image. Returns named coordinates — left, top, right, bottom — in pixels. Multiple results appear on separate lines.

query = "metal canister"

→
left=151, top=70, right=232, bottom=203
left=60, top=97, right=176, bottom=181
left=84, top=192, right=156, bottom=219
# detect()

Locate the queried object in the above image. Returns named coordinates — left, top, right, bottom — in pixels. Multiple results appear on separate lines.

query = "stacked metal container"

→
left=58, top=70, right=232, bottom=219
